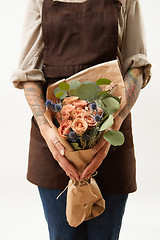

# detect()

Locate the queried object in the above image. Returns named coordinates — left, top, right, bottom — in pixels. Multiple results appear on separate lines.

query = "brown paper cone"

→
left=66, top=178, right=105, bottom=227
left=44, top=109, right=105, bottom=227
left=65, top=148, right=106, bottom=227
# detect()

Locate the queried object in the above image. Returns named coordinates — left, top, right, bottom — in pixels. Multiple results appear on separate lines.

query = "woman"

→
left=11, top=0, right=151, bottom=239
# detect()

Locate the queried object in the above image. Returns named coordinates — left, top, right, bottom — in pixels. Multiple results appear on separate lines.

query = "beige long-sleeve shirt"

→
left=10, top=0, right=152, bottom=90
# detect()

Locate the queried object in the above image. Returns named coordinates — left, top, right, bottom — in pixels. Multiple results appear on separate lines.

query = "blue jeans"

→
left=37, top=186, right=128, bottom=240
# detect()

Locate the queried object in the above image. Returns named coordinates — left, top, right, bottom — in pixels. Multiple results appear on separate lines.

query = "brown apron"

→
left=27, top=0, right=137, bottom=194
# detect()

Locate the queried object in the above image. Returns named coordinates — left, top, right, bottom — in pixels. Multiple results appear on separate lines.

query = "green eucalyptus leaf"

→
left=103, top=107, right=109, bottom=116
left=96, top=78, right=111, bottom=85
left=111, top=95, right=121, bottom=103
left=102, top=97, right=120, bottom=115
left=59, top=92, right=68, bottom=100
left=69, top=88, right=78, bottom=96
left=99, top=115, right=114, bottom=131
left=100, top=114, right=109, bottom=124
left=95, top=99, right=105, bottom=109
left=70, top=80, right=81, bottom=89
left=97, top=91, right=104, bottom=96
left=54, top=87, right=67, bottom=100
left=54, top=87, right=61, bottom=96
left=99, top=92, right=121, bottom=103
left=68, top=80, right=81, bottom=96
left=55, top=91, right=64, bottom=98
left=83, top=81, right=101, bottom=92
left=97, top=90, right=110, bottom=96
left=99, top=92, right=111, bottom=100
left=77, top=83, right=100, bottom=101
left=103, top=130, right=125, bottom=146
left=83, top=81, right=95, bottom=84
left=59, top=82, right=70, bottom=91
left=95, top=98, right=109, bottom=116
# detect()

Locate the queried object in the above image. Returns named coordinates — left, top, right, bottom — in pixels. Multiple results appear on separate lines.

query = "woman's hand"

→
left=40, top=124, right=80, bottom=181
left=80, top=115, right=123, bottom=180
left=80, top=137, right=111, bottom=180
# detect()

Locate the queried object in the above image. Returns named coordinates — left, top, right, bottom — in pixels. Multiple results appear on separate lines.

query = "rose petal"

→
left=84, top=113, right=97, bottom=127
left=58, top=120, right=72, bottom=139
left=72, top=100, right=88, bottom=108
left=72, top=118, right=88, bottom=135
left=61, top=104, right=75, bottom=114
left=72, top=108, right=87, bottom=119
left=63, top=97, right=79, bottom=105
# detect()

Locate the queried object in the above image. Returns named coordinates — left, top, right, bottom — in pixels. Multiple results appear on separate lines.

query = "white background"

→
left=0, top=0, right=160, bottom=239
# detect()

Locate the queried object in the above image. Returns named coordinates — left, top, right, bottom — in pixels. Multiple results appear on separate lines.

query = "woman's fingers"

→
left=46, top=139, right=80, bottom=180
left=80, top=142, right=110, bottom=180
left=92, top=135, right=106, bottom=154
left=52, top=137, right=65, bottom=156
left=42, top=127, right=79, bottom=179
left=65, top=172, right=76, bottom=181
left=43, top=127, right=65, bottom=156
left=57, top=154, right=80, bottom=180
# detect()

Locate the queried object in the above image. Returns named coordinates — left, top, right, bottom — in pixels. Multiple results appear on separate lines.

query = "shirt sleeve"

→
left=122, top=0, right=152, bottom=89
left=10, top=0, right=45, bottom=90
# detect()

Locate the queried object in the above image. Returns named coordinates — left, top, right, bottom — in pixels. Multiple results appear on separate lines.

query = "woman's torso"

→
left=26, top=0, right=137, bottom=195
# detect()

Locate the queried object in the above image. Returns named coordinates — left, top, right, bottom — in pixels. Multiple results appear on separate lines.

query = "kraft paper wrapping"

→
left=66, top=178, right=105, bottom=227
left=44, top=109, right=105, bottom=227
left=44, top=59, right=126, bottom=227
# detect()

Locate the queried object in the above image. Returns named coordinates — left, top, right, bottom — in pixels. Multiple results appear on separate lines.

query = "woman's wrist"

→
left=22, top=81, right=51, bottom=135
left=38, top=118, right=51, bottom=135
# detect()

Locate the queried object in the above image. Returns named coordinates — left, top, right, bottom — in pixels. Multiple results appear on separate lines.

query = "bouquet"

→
left=44, top=59, right=126, bottom=227
left=45, top=80, right=125, bottom=150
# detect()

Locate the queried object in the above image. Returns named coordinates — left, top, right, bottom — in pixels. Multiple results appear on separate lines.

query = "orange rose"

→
left=84, top=113, right=97, bottom=127
left=56, top=111, right=70, bottom=122
left=58, top=120, right=72, bottom=139
left=72, top=100, right=88, bottom=108
left=72, top=118, right=88, bottom=135
left=63, top=97, right=79, bottom=105
left=61, top=104, right=75, bottom=114
left=72, top=108, right=87, bottom=119
left=61, top=111, right=70, bottom=120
